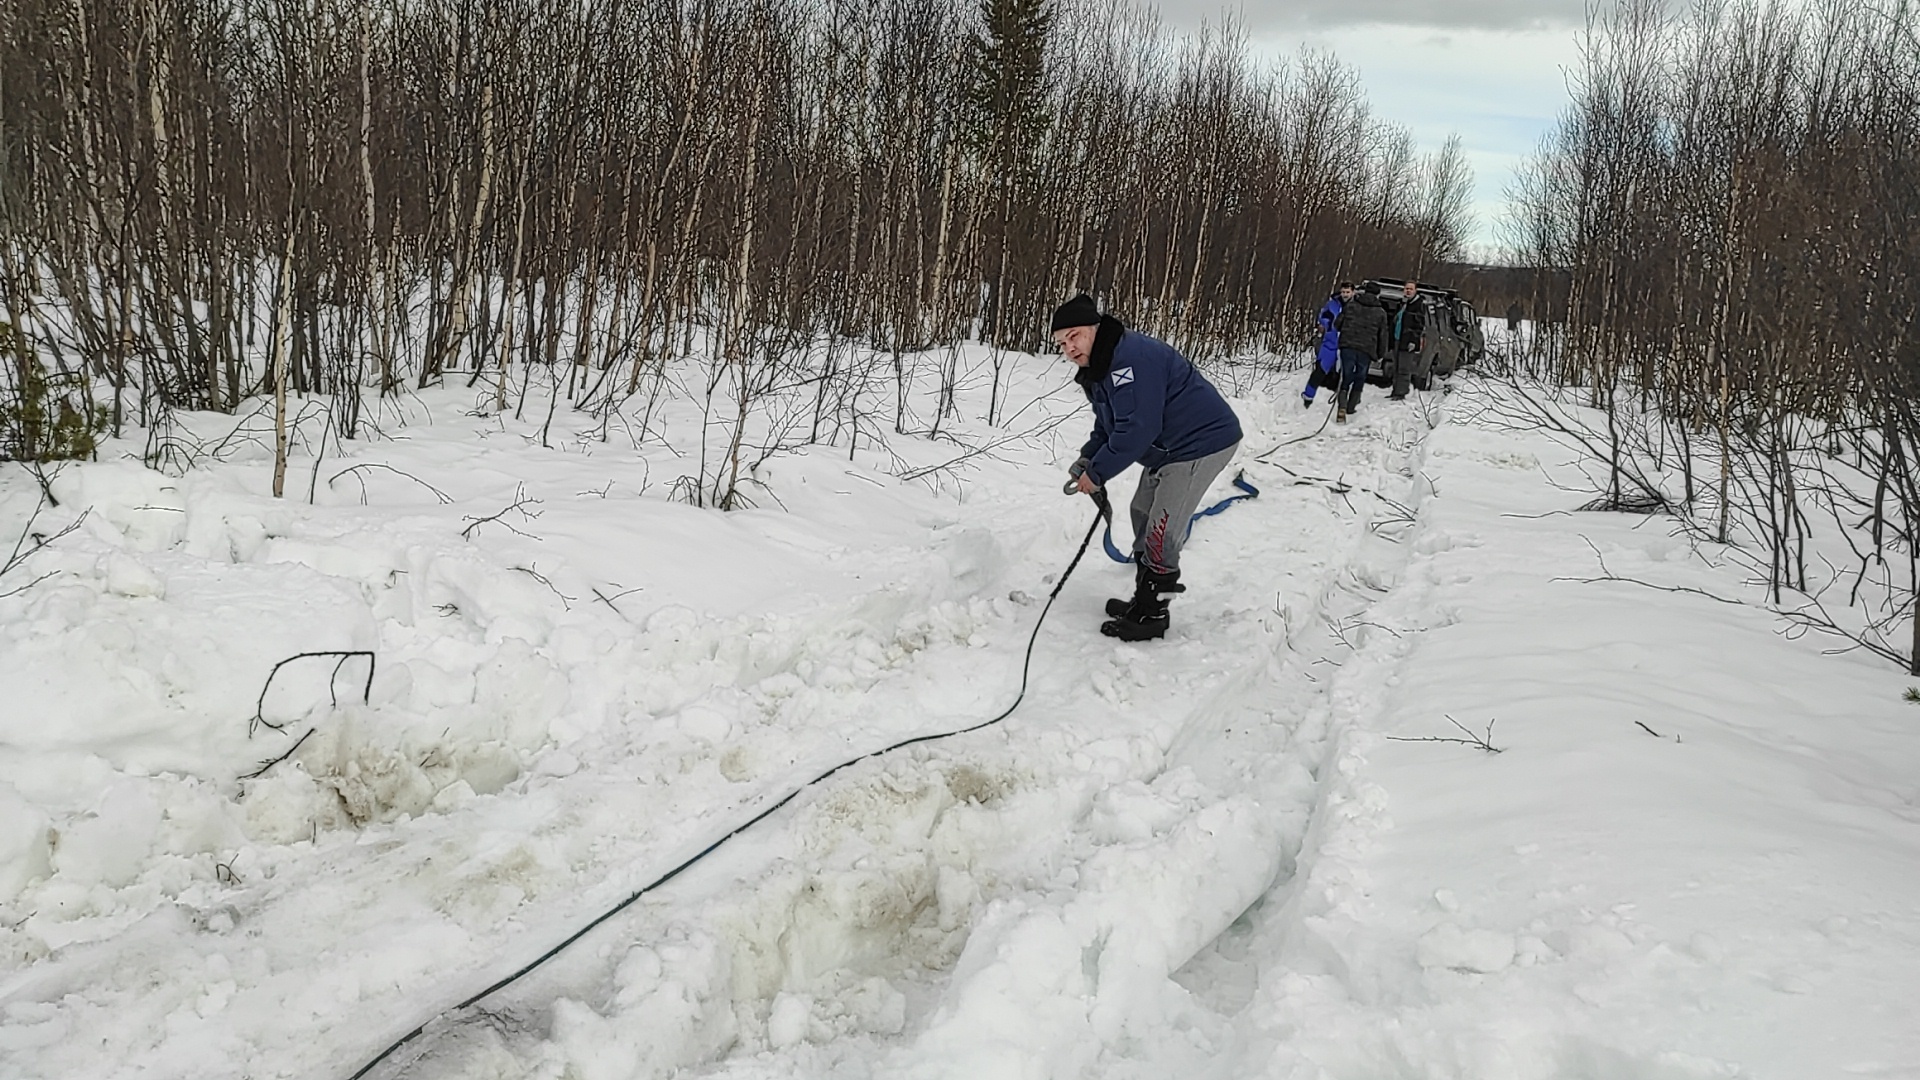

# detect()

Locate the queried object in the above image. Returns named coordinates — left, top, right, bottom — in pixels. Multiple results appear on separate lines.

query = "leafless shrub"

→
left=1502, top=0, right=1920, bottom=673
left=1, top=487, right=87, bottom=598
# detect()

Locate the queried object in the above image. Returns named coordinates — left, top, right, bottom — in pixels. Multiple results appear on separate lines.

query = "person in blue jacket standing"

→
left=1052, top=294, right=1243, bottom=641
left=1302, top=285, right=1346, bottom=407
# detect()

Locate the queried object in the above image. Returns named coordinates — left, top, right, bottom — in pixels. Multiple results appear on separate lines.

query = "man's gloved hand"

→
left=1062, top=457, right=1091, bottom=495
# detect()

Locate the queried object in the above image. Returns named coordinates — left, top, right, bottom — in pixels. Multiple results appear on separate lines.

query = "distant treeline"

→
left=1502, top=0, right=1920, bottom=673
left=1429, top=263, right=1570, bottom=325
left=0, top=0, right=1472, bottom=445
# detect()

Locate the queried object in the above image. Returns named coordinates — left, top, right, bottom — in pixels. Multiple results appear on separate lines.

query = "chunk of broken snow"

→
left=0, top=783, right=52, bottom=901
left=768, top=992, right=812, bottom=1049
left=102, top=553, right=165, bottom=599
left=1417, top=922, right=1516, bottom=973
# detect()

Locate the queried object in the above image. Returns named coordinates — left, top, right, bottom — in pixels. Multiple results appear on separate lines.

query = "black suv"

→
left=1360, top=278, right=1487, bottom=389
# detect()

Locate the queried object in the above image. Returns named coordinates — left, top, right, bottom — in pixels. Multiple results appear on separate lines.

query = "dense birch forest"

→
left=0, top=0, right=1470, bottom=486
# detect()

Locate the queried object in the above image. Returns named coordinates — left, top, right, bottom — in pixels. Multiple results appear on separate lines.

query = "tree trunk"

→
left=270, top=232, right=295, bottom=498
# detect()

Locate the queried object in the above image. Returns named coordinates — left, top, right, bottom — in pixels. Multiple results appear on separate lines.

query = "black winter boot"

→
left=1105, top=563, right=1148, bottom=619
left=1101, top=568, right=1184, bottom=641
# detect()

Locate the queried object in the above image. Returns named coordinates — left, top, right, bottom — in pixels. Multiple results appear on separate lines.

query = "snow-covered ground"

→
left=2, top=350, right=1917, bottom=1080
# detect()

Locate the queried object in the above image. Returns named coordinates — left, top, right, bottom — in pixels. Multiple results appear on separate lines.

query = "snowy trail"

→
left=402, top=399, right=1449, bottom=1080
left=263, top=393, right=1416, bottom=1080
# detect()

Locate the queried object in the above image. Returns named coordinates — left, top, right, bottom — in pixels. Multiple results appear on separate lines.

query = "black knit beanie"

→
left=1049, top=294, right=1100, bottom=332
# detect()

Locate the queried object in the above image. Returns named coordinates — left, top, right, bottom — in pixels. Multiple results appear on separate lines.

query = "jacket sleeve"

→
left=1086, top=352, right=1167, bottom=485
left=1080, top=404, right=1107, bottom=461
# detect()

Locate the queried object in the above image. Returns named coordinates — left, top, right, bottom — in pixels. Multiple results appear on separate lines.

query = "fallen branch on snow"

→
left=513, top=563, right=575, bottom=607
left=248, top=650, right=377, bottom=736
left=1555, top=535, right=1747, bottom=607
left=329, top=463, right=453, bottom=505
left=461, top=483, right=543, bottom=540
left=1387, top=715, right=1503, bottom=754
left=244, top=727, right=317, bottom=779
left=1634, top=719, right=1681, bottom=742
left=591, top=585, right=642, bottom=616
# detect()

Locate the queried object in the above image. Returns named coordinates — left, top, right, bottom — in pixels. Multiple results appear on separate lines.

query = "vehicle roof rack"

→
left=1361, top=277, right=1462, bottom=301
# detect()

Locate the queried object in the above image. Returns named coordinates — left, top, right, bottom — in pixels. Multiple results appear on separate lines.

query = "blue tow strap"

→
left=1101, top=470, right=1260, bottom=563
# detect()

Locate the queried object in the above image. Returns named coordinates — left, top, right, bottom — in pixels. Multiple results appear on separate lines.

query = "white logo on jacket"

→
left=1111, top=367, right=1134, bottom=387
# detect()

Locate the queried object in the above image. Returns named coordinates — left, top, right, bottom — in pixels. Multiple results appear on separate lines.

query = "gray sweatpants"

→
left=1129, top=441, right=1241, bottom=573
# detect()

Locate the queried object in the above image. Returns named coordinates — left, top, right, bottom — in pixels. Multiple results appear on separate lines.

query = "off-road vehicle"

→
left=1359, top=278, right=1486, bottom=389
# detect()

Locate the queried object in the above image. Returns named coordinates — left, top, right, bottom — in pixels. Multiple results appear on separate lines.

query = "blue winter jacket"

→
left=1317, top=295, right=1343, bottom=371
left=1077, top=319, right=1243, bottom=486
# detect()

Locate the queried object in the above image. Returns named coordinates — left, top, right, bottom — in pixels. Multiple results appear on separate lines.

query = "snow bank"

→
left=905, top=791, right=1282, bottom=1079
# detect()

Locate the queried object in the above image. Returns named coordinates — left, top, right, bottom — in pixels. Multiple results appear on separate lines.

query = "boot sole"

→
left=1101, top=617, right=1169, bottom=641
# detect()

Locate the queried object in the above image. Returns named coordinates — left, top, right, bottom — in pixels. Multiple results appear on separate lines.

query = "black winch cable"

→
left=1254, top=400, right=1335, bottom=460
left=345, top=494, right=1115, bottom=1080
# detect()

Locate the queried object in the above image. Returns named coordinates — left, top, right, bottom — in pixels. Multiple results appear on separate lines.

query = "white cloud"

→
left=1155, top=0, right=1593, bottom=33
left=1246, top=23, right=1585, bottom=249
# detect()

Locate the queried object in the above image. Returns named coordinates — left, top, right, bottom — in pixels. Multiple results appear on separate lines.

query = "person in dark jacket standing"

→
left=1332, top=283, right=1387, bottom=423
left=1387, top=278, right=1426, bottom=400
left=1053, top=294, right=1242, bottom=641
left=1301, top=288, right=1344, bottom=408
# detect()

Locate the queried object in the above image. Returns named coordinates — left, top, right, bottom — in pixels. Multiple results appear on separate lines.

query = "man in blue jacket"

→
left=1052, top=294, right=1243, bottom=641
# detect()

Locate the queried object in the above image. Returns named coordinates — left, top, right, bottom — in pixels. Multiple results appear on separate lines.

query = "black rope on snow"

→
left=345, top=500, right=1113, bottom=1080
left=1253, top=403, right=1335, bottom=462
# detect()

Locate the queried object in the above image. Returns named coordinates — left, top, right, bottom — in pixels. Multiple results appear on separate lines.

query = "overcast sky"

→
left=1186, top=0, right=1594, bottom=32
left=1152, top=0, right=1594, bottom=258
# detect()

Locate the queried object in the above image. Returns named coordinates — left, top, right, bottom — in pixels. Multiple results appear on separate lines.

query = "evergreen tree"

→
left=961, top=0, right=1052, bottom=179
left=961, top=0, right=1052, bottom=350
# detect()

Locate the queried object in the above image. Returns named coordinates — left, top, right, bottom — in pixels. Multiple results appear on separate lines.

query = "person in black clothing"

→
left=1331, top=283, right=1387, bottom=422
left=1387, top=278, right=1426, bottom=400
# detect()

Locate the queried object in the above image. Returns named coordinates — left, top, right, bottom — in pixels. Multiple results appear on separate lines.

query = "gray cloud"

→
left=1153, top=0, right=1593, bottom=33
